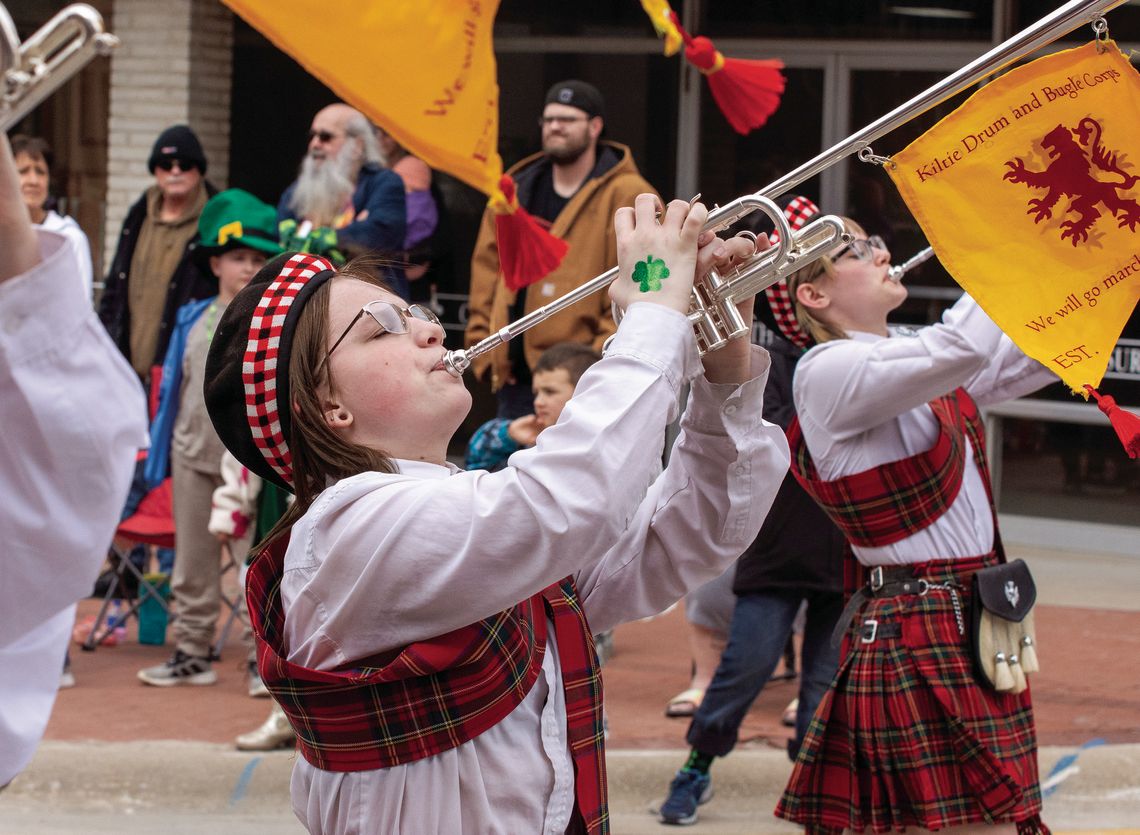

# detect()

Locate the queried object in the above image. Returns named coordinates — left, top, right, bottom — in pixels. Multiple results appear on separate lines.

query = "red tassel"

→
left=1085, top=385, right=1140, bottom=459
left=670, top=12, right=785, bottom=135
left=492, top=175, right=568, bottom=292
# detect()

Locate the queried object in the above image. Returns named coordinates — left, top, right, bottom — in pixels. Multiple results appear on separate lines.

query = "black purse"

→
left=970, top=558, right=1039, bottom=693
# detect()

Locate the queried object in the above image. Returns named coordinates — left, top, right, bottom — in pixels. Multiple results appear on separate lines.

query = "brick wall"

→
left=103, top=0, right=233, bottom=267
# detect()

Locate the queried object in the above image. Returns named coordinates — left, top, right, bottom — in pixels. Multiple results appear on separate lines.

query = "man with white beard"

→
left=277, top=103, right=409, bottom=298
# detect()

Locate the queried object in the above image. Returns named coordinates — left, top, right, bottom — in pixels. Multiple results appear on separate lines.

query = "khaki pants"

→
left=170, top=453, right=254, bottom=660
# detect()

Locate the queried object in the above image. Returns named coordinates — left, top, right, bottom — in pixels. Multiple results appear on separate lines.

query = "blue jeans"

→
left=685, top=588, right=843, bottom=760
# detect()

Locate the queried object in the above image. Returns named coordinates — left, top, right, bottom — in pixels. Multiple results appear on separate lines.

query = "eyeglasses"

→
left=324, top=301, right=441, bottom=363
left=538, top=115, right=589, bottom=127
left=832, top=235, right=887, bottom=263
left=307, top=129, right=341, bottom=144
left=155, top=157, right=195, bottom=172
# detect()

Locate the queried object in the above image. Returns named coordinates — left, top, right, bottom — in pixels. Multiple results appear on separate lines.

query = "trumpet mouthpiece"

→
left=441, top=350, right=470, bottom=377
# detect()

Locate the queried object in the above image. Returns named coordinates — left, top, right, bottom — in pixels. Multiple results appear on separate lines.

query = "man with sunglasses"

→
left=99, top=124, right=218, bottom=386
left=277, top=103, right=407, bottom=297
left=465, top=80, right=657, bottom=419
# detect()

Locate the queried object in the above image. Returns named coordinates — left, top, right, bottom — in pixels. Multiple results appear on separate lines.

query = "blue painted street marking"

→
left=1042, top=738, right=1106, bottom=797
left=229, top=757, right=262, bottom=807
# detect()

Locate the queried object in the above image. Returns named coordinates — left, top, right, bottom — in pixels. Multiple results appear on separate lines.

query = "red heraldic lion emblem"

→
left=1003, top=117, right=1140, bottom=245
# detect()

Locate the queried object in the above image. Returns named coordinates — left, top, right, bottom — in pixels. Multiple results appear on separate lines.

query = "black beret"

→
left=204, top=252, right=336, bottom=491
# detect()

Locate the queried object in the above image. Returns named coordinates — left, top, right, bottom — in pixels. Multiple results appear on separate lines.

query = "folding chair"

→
left=211, top=541, right=245, bottom=660
left=82, top=478, right=175, bottom=650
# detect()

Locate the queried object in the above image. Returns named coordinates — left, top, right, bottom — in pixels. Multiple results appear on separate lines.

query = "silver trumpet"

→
left=1, top=3, right=119, bottom=131
left=443, top=196, right=850, bottom=376
left=888, top=246, right=936, bottom=283
left=442, top=0, right=1122, bottom=377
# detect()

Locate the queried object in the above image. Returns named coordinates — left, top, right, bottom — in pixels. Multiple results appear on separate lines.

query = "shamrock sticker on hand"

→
left=632, top=254, right=670, bottom=292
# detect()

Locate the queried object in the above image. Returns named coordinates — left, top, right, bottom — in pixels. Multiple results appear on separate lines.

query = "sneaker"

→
left=59, top=664, right=76, bottom=689
left=137, top=650, right=217, bottom=687
left=236, top=706, right=296, bottom=751
left=247, top=662, right=270, bottom=698
left=658, top=768, right=713, bottom=826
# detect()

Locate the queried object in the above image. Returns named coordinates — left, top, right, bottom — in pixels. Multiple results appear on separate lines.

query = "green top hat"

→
left=197, top=189, right=283, bottom=261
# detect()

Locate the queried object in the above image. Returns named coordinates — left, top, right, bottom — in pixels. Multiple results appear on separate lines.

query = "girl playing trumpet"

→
left=769, top=208, right=1056, bottom=834
left=203, top=194, right=789, bottom=834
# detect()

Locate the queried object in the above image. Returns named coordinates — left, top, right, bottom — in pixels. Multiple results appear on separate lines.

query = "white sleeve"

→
left=284, top=304, right=711, bottom=665
left=0, top=231, right=148, bottom=646
left=209, top=451, right=262, bottom=538
left=795, top=294, right=1054, bottom=440
left=574, top=346, right=791, bottom=634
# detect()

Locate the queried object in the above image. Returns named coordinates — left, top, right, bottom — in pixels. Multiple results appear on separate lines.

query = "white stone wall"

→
left=103, top=0, right=233, bottom=268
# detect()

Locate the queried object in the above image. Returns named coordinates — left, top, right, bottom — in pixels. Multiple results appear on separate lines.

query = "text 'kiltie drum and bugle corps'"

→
left=0, top=3, right=118, bottom=131
left=441, top=0, right=1128, bottom=377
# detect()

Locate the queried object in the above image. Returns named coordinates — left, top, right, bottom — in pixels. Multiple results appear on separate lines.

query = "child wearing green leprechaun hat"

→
left=138, top=189, right=283, bottom=691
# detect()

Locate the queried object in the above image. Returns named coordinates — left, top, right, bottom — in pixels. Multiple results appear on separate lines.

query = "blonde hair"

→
left=785, top=217, right=866, bottom=345
left=261, top=259, right=398, bottom=547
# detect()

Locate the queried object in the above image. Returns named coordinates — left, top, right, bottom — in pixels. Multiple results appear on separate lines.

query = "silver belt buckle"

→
left=861, top=618, right=879, bottom=644
left=869, top=566, right=884, bottom=592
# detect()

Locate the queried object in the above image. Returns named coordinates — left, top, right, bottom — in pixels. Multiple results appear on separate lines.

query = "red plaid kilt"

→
left=775, top=556, right=1048, bottom=833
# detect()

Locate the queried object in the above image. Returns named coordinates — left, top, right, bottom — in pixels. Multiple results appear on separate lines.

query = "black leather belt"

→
left=858, top=619, right=902, bottom=643
left=832, top=565, right=939, bottom=647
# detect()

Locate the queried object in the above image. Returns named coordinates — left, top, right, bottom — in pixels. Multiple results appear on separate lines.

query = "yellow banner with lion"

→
left=887, top=40, right=1140, bottom=394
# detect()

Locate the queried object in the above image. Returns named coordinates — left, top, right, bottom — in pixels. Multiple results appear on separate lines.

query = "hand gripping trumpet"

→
left=442, top=196, right=851, bottom=376
left=442, top=0, right=1125, bottom=378
left=1, top=3, right=119, bottom=131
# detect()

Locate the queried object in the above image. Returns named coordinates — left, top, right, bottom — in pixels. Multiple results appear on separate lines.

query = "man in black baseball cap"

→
left=464, top=79, right=657, bottom=421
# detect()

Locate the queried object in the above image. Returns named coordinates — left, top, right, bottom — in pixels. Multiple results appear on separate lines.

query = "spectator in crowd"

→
left=99, top=124, right=217, bottom=384
left=657, top=332, right=845, bottom=826
left=375, top=126, right=438, bottom=286
left=278, top=103, right=407, bottom=295
left=0, top=132, right=146, bottom=787
left=465, top=342, right=601, bottom=472
left=465, top=79, right=657, bottom=419
left=136, top=189, right=282, bottom=690
left=10, top=134, right=93, bottom=298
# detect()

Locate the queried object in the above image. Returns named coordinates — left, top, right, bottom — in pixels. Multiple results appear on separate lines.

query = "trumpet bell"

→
left=1, top=3, right=118, bottom=131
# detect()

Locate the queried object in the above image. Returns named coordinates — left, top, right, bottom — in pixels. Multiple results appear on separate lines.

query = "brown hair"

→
left=785, top=217, right=866, bottom=345
left=533, top=342, right=602, bottom=386
left=260, top=259, right=399, bottom=547
left=10, top=134, right=53, bottom=169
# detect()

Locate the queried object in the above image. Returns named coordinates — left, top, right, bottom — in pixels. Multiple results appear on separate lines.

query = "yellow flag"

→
left=221, top=0, right=505, bottom=201
left=640, top=0, right=682, bottom=56
left=888, top=40, right=1140, bottom=393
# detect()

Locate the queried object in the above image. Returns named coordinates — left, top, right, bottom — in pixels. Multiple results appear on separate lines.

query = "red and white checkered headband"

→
left=764, top=195, right=820, bottom=349
left=242, top=253, right=336, bottom=485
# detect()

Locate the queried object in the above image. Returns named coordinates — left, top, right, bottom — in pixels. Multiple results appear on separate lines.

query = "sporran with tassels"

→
left=970, top=558, right=1040, bottom=693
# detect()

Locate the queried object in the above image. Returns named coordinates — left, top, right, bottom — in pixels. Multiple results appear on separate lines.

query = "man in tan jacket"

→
left=464, top=80, right=658, bottom=418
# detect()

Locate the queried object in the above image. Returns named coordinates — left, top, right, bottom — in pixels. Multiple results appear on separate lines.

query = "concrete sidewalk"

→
left=4, top=741, right=1140, bottom=833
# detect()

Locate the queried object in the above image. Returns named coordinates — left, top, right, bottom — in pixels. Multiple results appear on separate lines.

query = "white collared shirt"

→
left=793, top=294, right=1056, bottom=566
left=280, top=303, right=790, bottom=834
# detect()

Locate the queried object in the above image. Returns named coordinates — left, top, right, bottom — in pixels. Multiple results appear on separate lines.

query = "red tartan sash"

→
left=245, top=534, right=608, bottom=834
left=787, top=388, right=989, bottom=551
